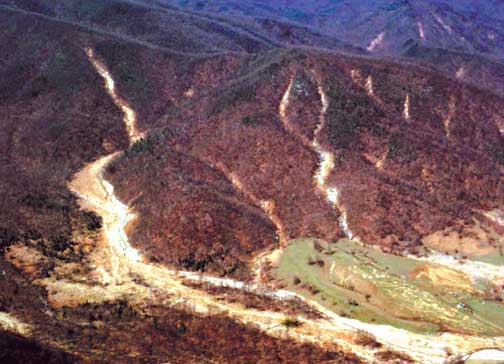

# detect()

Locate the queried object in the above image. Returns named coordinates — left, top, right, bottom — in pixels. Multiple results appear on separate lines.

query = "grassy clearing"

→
left=274, top=238, right=504, bottom=336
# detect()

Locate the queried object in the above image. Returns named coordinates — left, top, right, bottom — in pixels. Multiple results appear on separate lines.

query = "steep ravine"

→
left=278, top=72, right=357, bottom=240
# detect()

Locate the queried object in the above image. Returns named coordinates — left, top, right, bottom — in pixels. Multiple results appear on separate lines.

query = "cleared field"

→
left=274, top=238, right=504, bottom=335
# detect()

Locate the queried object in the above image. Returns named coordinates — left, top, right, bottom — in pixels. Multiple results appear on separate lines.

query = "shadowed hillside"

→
left=166, top=0, right=504, bottom=59
left=403, top=43, right=504, bottom=95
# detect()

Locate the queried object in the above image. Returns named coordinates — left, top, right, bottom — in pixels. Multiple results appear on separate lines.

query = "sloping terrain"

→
left=166, top=0, right=504, bottom=59
left=0, top=1, right=504, bottom=364
left=160, top=0, right=504, bottom=97
left=0, top=6, right=128, bottom=263
left=403, top=43, right=504, bottom=96
left=107, top=47, right=504, bottom=259
left=1, top=0, right=275, bottom=53
left=0, top=4, right=361, bottom=364
left=0, top=331, right=81, bottom=364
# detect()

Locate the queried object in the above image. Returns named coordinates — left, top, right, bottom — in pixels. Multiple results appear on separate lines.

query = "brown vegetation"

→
left=354, top=330, right=383, bottom=349
left=183, top=281, right=325, bottom=320
left=1, top=1, right=504, bottom=362
left=0, top=330, right=81, bottom=364
left=50, top=300, right=361, bottom=364
left=374, top=349, right=414, bottom=363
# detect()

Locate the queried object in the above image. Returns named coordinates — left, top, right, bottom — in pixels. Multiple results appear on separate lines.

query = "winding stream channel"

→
left=58, top=49, right=504, bottom=363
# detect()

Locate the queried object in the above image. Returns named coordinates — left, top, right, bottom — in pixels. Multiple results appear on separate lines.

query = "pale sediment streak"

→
left=365, top=75, right=374, bottom=96
left=367, top=32, right=385, bottom=52
left=313, top=77, right=357, bottom=240
left=278, top=76, right=312, bottom=148
left=350, top=72, right=385, bottom=169
left=216, top=162, right=287, bottom=246
left=409, top=250, right=504, bottom=284
left=434, top=14, right=452, bottom=34
left=375, top=149, right=389, bottom=170
left=418, top=22, right=426, bottom=40
left=70, top=155, right=143, bottom=286
left=329, top=261, right=336, bottom=275
left=403, top=94, right=411, bottom=121
left=350, top=70, right=374, bottom=98
left=483, top=209, right=504, bottom=227
left=85, top=47, right=142, bottom=144
left=102, top=178, right=142, bottom=262
left=278, top=77, right=296, bottom=136
left=350, top=69, right=360, bottom=83
left=456, top=66, right=465, bottom=79
left=463, top=349, right=504, bottom=363
left=0, top=311, right=30, bottom=335
left=260, top=199, right=287, bottom=245
left=443, top=97, right=456, bottom=138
